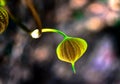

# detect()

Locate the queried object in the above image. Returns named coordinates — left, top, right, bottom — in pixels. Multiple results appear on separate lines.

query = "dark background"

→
left=0, top=0, right=120, bottom=84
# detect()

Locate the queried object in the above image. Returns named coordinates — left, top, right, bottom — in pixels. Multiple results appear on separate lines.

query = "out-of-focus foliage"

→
left=0, top=0, right=6, bottom=6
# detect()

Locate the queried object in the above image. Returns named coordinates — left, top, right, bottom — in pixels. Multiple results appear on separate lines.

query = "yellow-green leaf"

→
left=56, top=37, right=87, bottom=73
left=0, top=7, right=9, bottom=34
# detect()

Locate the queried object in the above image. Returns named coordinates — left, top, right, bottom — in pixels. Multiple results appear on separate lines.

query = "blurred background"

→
left=0, top=0, right=120, bottom=84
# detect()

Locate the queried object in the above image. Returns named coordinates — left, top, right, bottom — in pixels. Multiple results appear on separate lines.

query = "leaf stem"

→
left=71, top=62, right=76, bottom=74
left=42, top=28, right=68, bottom=38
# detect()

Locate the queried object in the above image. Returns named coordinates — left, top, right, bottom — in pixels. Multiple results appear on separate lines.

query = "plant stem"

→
left=5, top=6, right=31, bottom=33
left=71, top=62, right=76, bottom=74
left=25, top=0, right=42, bottom=33
left=42, top=28, right=68, bottom=38
left=5, top=7, right=68, bottom=39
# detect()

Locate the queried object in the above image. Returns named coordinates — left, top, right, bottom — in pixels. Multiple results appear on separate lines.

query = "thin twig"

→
left=25, top=0, right=42, bottom=33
